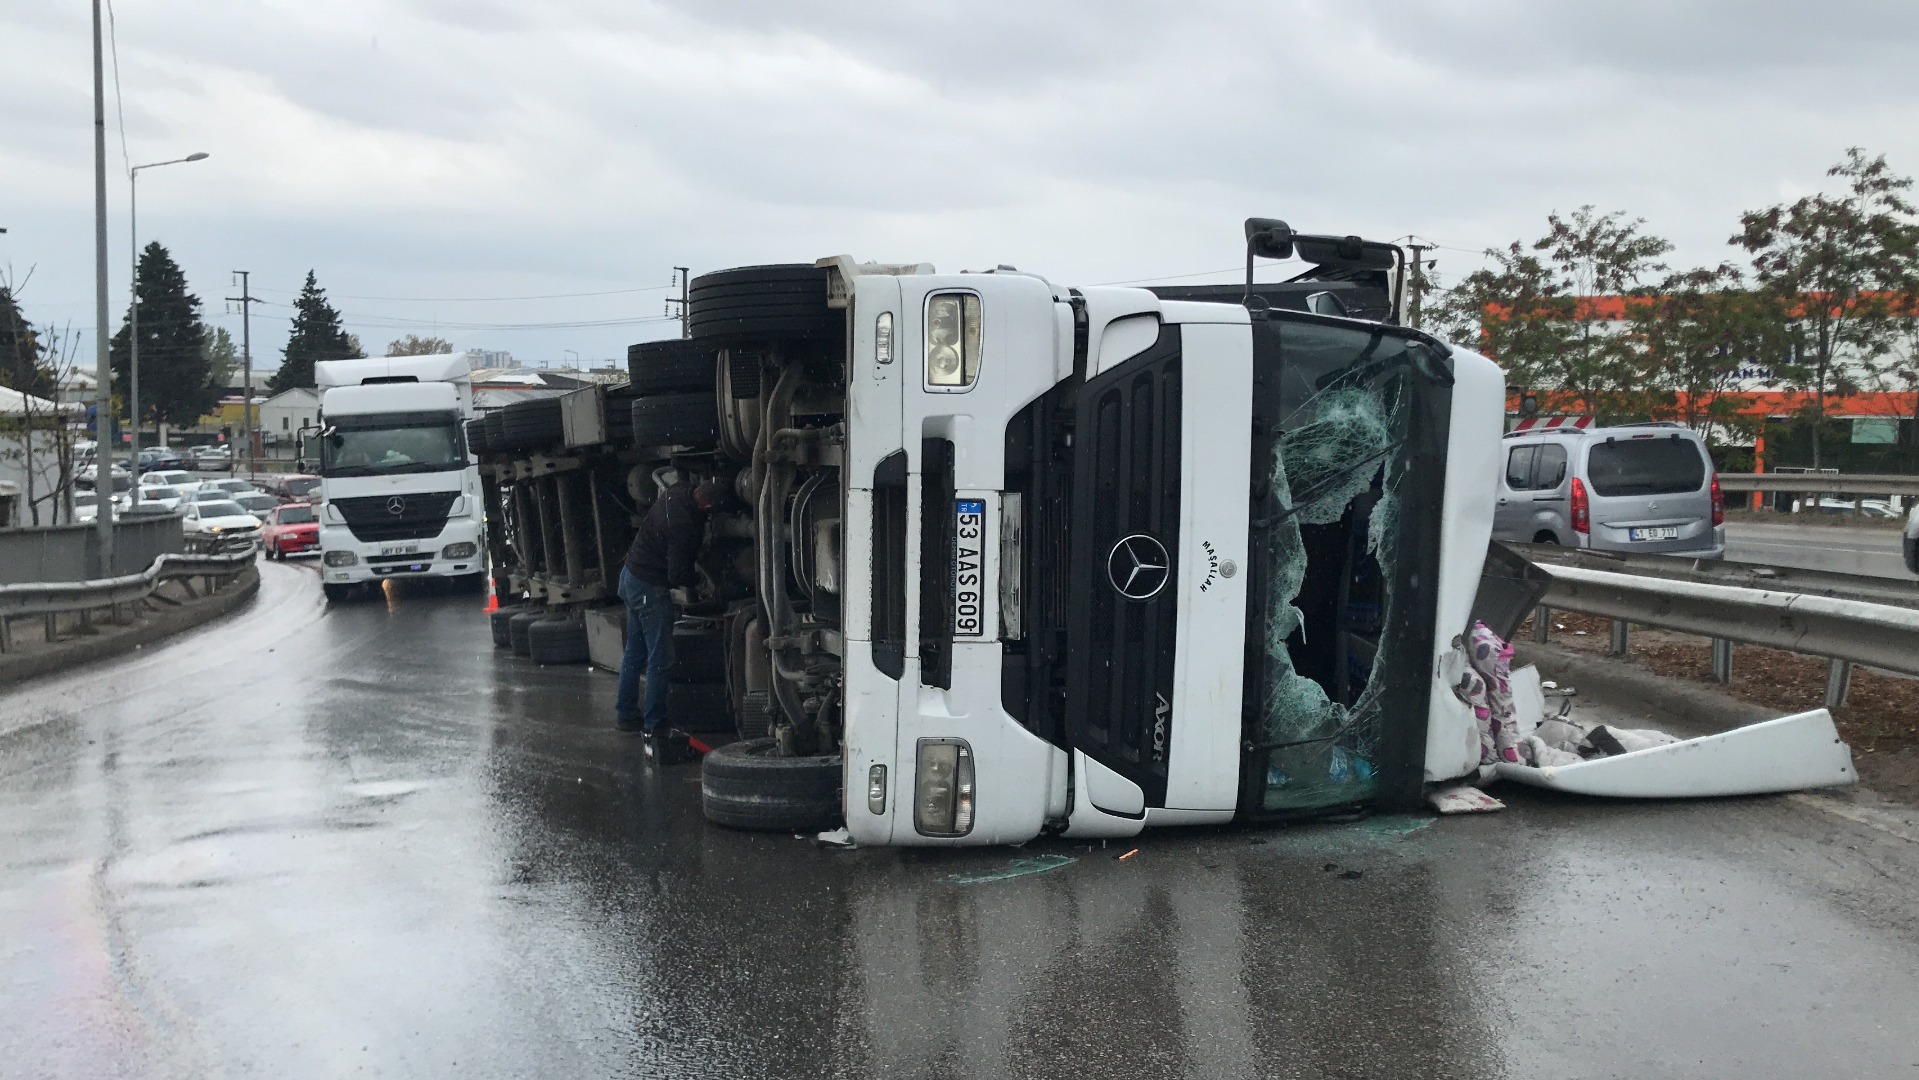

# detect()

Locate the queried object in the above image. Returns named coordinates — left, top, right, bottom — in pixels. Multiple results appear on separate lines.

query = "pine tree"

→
left=109, top=242, right=214, bottom=430
left=270, top=271, right=361, bottom=393
left=0, top=285, right=50, bottom=397
left=202, top=325, right=238, bottom=392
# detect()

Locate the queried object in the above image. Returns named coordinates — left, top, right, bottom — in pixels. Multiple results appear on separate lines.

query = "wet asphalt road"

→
left=1725, top=520, right=1911, bottom=579
left=5, top=561, right=1919, bottom=1079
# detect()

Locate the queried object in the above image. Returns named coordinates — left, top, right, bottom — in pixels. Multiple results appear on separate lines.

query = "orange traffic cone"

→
left=483, top=576, right=499, bottom=613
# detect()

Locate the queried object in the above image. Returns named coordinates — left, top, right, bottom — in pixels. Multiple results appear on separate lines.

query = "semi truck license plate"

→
left=380, top=543, right=420, bottom=556
left=953, top=499, right=986, bottom=638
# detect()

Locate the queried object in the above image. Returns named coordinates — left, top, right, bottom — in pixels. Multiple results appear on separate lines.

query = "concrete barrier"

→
left=0, top=515, right=184, bottom=584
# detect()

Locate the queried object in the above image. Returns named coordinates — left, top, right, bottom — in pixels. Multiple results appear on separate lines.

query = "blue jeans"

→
left=615, top=567, right=677, bottom=731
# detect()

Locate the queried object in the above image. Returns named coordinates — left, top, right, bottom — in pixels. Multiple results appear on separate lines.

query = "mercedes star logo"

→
left=1107, top=533, right=1171, bottom=601
left=385, top=496, right=407, bottom=516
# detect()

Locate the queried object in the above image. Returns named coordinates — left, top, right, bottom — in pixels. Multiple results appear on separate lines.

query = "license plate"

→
left=1629, top=527, right=1678, bottom=541
left=380, top=544, right=419, bottom=557
left=952, top=499, right=986, bottom=638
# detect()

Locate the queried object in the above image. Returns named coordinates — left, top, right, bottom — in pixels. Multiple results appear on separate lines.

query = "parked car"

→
left=188, top=488, right=239, bottom=505
left=203, top=478, right=258, bottom=497
left=261, top=502, right=320, bottom=559
left=230, top=491, right=279, bottom=516
left=75, top=462, right=131, bottom=487
left=140, top=469, right=203, bottom=494
left=71, top=490, right=130, bottom=522
left=192, top=444, right=234, bottom=471
left=137, top=446, right=189, bottom=471
left=182, top=499, right=263, bottom=546
left=1490, top=422, right=1723, bottom=558
left=135, top=485, right=187, bottom=511
left=263, top=473, right=323, bottom=503
left=1905, top=504, right=1918, bottom=575
left=1807, top=497, right=1899, bottom=518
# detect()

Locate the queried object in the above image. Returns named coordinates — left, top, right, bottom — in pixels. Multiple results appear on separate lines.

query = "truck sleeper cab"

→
left=493, top=227, right=1504, bottom=847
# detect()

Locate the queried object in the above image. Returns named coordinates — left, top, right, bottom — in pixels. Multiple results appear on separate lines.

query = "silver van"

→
left=1492, top=423, right=1723, bottom=558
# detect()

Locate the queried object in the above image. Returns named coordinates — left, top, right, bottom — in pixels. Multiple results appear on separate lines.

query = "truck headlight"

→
left=913, top=739, right=974, bottom=837
left=324, top=550, right=358, bottom=567
left=924, top=292, right=981, bottom=389
left=441, top=541, right=478, bottom=560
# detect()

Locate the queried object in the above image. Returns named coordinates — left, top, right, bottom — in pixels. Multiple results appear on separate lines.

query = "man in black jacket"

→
left=615, top=478, right=722, bottom=753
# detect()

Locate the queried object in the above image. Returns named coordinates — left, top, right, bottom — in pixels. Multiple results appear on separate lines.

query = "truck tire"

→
left=500, top=399, right=564, bottom=450
left=688, top=265, right=840, bottom=342
left=489, top=605, right=523, bottom=647
left=628, top=339, right=718, bottom=394
left=602, top=386, right=636, bottom=446
left=323, top=583, right=353, bottom=604
left=631, top=393, right=720, bottom=449
left=465, top=417, right=491, bottom=455
left=508, top=609, right=546, bottom=656
left=700, top=738, right=843, bottom=832
left=527, top=617, right=589, bottom=664
left=484, top=410, right=507, bottom=450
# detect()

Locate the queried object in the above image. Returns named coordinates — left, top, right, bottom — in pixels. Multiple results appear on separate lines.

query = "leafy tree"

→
left=0, top=283, right=51, bottom=397
left=269, top=271, right=361, bottom=393
left=386, top=334, right=454, bottom=356
left=1733, top=149, right=1914, bottom=467
left=1433, top=207, right=1671, bottom=422
left=109, top=242, right=213, bottom=433
left=202, top=325, right=238, bottom=392
left=1536, top=207, right=1673, bottom=421
left=0, top=275, right=83, bottom=523
left=1629, top=265, right=1788, bottom=442
left=1429, top=242, right=1570, bottom=389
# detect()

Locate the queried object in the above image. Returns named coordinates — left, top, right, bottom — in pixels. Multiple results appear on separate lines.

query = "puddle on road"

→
left=941, top=854, right=1077, bottom=885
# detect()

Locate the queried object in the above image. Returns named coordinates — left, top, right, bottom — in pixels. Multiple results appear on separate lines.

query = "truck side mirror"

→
left=1244, top=218, right=1295, bottom=260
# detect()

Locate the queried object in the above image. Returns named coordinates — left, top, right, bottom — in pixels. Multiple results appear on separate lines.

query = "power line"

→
left=105, top=0, right=128, bottom=178
left=1092, top=260, right=1301, bottom=287
left=247, top=283, right=674, bottom=303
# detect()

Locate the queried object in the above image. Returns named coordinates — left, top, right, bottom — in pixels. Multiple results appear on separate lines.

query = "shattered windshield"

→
left=1244, top=315, right=1452, bottom=815
left=320, top=411, right=465, bottom=478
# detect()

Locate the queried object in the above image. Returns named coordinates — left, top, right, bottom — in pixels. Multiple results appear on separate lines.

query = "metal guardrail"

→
left=1512, top=543, right=1919, bottom=610
left=1718, top=472, right=1919, bottom=497
left=0, top=543, right=257, bottom=653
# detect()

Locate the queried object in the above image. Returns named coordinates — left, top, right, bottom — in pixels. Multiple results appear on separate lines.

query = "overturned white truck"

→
left=478, top=221, right=1517, bottom=846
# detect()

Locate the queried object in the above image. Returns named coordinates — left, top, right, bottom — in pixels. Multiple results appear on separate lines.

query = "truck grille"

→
left=332, top=491, right=459, bottom=543
left=1065, top=326, right=1183, bottom=808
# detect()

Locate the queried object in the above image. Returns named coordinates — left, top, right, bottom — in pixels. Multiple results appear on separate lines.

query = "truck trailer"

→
left=477, top=221, right=1513, bottom=847
left=313, top=354, right=488, bottom=602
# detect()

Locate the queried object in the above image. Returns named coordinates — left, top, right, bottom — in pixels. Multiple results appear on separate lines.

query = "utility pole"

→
left=126, top=152, right=208, bottom=499
left=90, top=0, right=114, bottom=574
left=1406, top=240, right=1433, bottom=330
left=665, top=267, right=691, bottom=338
left=227, top=271, right=262, bottom=479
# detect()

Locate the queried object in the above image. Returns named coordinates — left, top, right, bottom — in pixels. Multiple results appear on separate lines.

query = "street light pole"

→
left=91, top=0, right=113, bottom=573
left=127, top=152, right=208, bottom=507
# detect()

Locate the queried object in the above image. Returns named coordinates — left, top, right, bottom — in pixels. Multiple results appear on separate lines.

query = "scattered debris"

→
left=815, top=828, right=855, bottom=848
left=1427, top=784, right=1505, bottom=814
left=1115, top=848, right=1139, bottom=862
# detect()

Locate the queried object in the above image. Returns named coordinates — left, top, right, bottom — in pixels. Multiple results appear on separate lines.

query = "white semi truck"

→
left=479, top=221, right=1521, bottom=846
left=313, top=354, right=487, bottom=602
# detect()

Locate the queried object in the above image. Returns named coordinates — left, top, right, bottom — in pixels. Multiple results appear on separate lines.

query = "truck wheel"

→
left=465, top=417, right=491, bottom=455
left=688, top=265, right=840, bottom=342
left=508, top=609, right=546, bottom=656
left=489, top=605, right=522, bottom=648
left=628, top=339, right=718, bottom=394
left=699, top=738, right=843, bottom=833
left=527, top=617, right=590, bottom=664
left=631, top=393, right=720, bottom=449
left=483, top=410, right=508, bottom=450
left=500, top=399, right=564, bottom=449
left=323, top=583, right=352, bottom=603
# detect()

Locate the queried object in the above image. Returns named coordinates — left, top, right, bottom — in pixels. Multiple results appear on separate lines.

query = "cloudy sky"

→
left=5, top=1, right=1918, bottom=375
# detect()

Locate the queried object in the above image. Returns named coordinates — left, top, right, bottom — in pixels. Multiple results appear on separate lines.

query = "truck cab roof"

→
left=316, top=354, right=471, bottom=388
left=321, top=381, right=460, bottom=415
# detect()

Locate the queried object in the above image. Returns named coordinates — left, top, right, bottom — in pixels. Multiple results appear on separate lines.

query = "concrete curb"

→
left=0, top=565, right=261, bottom=688
left=1513, top=640, right=1777, bottom=737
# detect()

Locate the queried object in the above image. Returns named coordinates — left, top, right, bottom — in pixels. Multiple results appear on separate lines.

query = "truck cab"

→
left=479, top=222, right=1506, bottom=846
left=313, top=354, right=487, bottom=601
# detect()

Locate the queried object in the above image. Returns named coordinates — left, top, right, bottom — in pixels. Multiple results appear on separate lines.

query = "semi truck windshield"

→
left=320, top=412, right=465, bottom=477
left=1243, top=314, right=1452, bottom=817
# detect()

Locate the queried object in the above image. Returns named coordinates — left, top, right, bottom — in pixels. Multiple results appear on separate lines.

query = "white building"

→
left=258, top=387, right=320, bottom=445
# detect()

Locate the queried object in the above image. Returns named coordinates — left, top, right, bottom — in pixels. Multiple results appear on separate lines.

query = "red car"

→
left=262, top=502, right=320, bottom=559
